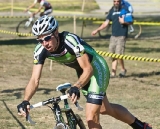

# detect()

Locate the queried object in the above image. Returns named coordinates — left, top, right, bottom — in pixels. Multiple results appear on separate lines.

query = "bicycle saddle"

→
left=56, top=83, right=71, bottom=92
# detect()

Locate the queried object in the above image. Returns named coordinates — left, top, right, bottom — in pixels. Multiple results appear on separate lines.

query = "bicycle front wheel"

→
left=54, top=122, right=68, bottom=129
left=16, top=19, right=33, bottom=37
left=75, top=114, right=86, bottom=129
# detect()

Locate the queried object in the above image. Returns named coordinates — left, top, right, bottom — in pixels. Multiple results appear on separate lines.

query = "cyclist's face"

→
left=37, top=33, right=59, bottom=52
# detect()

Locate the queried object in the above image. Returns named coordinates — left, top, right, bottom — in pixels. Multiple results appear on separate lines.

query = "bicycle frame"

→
left=16, top=11, right=35, bottom=37
left=27, top=83, right=85, bottom=129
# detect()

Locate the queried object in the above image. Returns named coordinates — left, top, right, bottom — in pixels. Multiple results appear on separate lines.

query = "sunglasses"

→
left=37, top=33, right=53, bottom=43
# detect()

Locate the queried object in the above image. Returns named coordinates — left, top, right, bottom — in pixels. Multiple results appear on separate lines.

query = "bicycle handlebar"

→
left=27, top=94, right=83, bottom=124
left=30, top=95, right=83, bottom=111
left=27, top=11, right=32, bottom=15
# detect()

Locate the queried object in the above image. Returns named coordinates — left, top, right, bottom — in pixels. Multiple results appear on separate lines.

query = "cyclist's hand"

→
left=67, top=86, right=80, bottom=103
left=17, top=101, right=30, bottom=117
left=32, top=13, right=36, bottom=17
left=24, top=8, right=28, bottom=12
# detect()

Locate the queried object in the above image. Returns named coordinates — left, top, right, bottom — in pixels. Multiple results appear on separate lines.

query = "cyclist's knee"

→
left=100, top=109, right=107, bottom=115
left=105, top=103, right=121, bottom=116
left=86, top=113, right=96, bottom=122
left=40, top=12, right=44, bottom=17
left=86, top=103, right=100, bottom=122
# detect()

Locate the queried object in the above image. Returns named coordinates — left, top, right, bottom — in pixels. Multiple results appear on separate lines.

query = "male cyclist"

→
left=17, top=15, right=152, bottom=129
left=25, top=0, right=53, bottom=17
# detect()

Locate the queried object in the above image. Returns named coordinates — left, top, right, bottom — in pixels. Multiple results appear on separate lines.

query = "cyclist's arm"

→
left=24, top=64, right=43, bottom=101
left=25, top=3, right=36, bottom=11
left=73, top=54, right=93, bottom=89
left=33, top=6, right=43, bottom=15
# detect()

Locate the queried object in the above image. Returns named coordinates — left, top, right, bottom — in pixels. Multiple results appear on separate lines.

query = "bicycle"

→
left=26, top=83, right=86, bottom=129
left=16, top=11, right=35, bottom=37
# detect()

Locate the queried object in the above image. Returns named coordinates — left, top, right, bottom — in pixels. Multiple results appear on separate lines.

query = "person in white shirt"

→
left=25, top=0, right=53, bottom=17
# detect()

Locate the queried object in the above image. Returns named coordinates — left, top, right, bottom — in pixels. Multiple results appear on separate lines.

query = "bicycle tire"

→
left=75, top=114, right=86, bottom=129
left=54, top=122, right=68, bottom=129
left=16, top=19, right=33, bottom=37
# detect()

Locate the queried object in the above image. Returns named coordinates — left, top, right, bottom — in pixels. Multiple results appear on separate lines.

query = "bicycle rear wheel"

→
left=75, top=114, right=86, bottom=129
left=16, top=19, right=33, bottom=37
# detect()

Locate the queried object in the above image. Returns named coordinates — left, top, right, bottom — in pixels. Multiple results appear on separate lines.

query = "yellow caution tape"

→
left=0, top=15, right=102, bottom=21
left=0, top=30, right=33, bottom=36
left=0, top=29, right=159, bottom=63
left=93, top=21, right=160, bottom=25
left=96, top=50, right=160, bottom=63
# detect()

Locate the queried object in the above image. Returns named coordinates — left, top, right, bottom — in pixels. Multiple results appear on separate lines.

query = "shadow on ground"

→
left=0, top=38, right=37, bottom=45
left=2, top=100, right=26, bottom=129
left=1, top=88, right=56, bottom=100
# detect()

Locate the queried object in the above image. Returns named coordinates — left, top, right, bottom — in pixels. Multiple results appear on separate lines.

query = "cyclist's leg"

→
left=81, top=55, right=110, bottom=129
left=39, top=8, right=53, bottom=17
left=82, top=54, right=152, bottom=129
left=43, top=8, right=53, bottom=15
left=100, top=95, right=135, bottom=124
left=100, top=96, right=152, bottom=129
left=85, top=102, right=102, bottom=129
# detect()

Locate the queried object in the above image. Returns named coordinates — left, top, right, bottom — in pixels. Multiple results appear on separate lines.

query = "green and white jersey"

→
left=33, top=31, right=110, bottom=98
left=34, top=31, right=94, bottom=70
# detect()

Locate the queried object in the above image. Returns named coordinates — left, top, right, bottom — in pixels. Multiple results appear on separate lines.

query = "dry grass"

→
left=1, top=39, right=160, bottom=129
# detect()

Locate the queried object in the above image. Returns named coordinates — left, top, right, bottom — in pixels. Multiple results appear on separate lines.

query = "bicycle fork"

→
left=25, top=17, right=34, bottom=27
left=52, top=103, right=68, bottom=129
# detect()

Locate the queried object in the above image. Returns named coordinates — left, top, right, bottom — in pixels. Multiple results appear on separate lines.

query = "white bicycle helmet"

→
left=32, top=15, right=58, bottom=36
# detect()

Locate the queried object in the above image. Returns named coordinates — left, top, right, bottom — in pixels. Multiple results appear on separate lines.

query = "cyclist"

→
left=17, top=15, right=152, bottom=129
left=25, top=0, right=53, bottom=17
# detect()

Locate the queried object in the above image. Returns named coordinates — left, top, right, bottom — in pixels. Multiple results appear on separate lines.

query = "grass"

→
left=0, top=16, right=160, bottom=129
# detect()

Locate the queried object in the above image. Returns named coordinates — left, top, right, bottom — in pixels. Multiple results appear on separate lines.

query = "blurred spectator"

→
left=25, top=0, right=53, bottom=17
left=91, top=0, right=132, bottom=78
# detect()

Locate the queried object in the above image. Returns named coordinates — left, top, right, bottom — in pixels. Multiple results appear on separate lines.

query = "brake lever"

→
left=24, top=109, right=36, bottom=125
left=26, top=114, right=36, bottom=125
left=74, top=101, right=83, bottom=111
